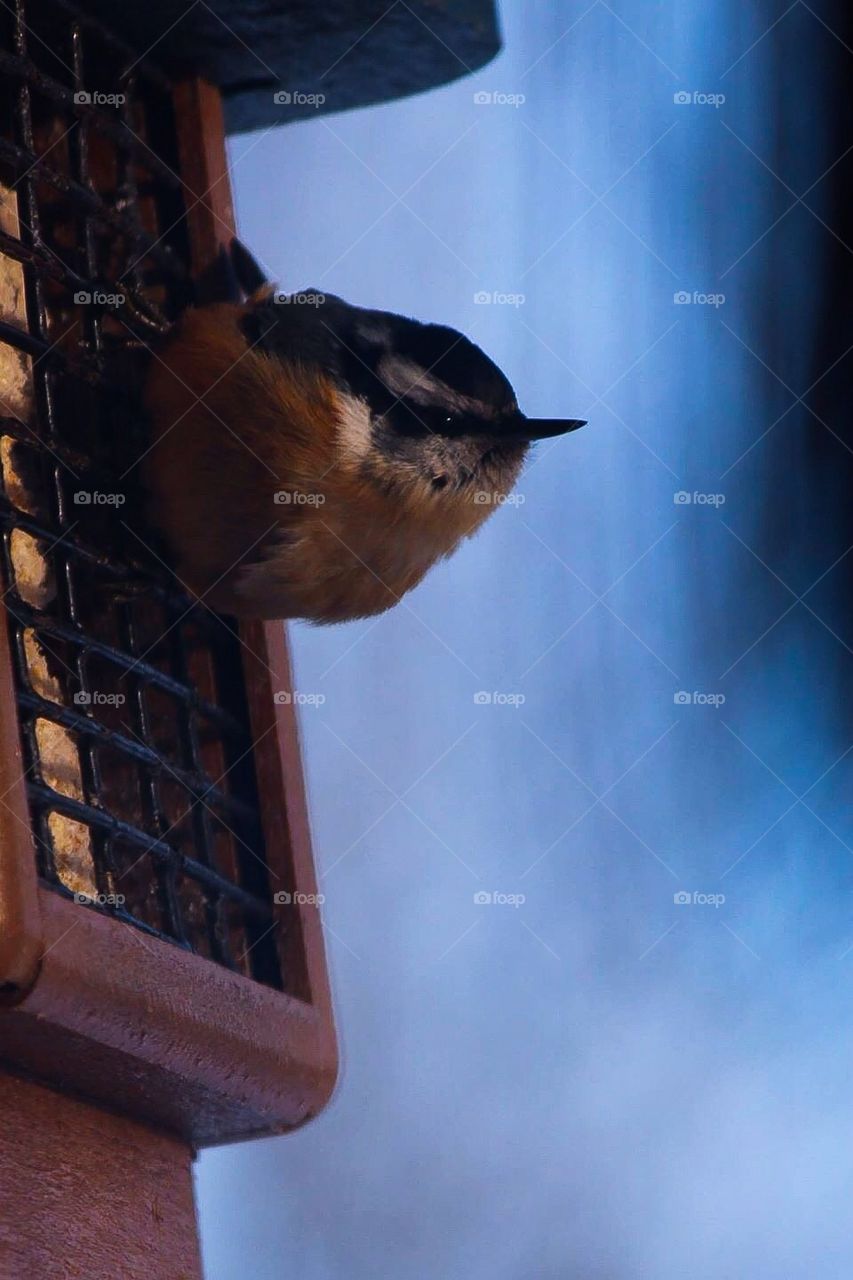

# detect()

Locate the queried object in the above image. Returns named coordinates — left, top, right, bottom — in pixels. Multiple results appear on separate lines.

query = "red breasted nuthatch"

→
left=144, top=243, right=586, bottom=624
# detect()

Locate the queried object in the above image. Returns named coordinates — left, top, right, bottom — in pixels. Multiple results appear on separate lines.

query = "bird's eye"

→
left=444, top=415, right=454, bottom=427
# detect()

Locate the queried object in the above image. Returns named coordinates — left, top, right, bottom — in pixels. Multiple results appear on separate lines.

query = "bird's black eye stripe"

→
left=385, top=400, right=466, bottom=439
left=385, top=399, right=432, bottom=437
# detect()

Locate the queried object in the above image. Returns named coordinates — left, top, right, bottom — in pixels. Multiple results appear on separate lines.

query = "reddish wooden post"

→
left=0, top=1074, right=203, bottom=1279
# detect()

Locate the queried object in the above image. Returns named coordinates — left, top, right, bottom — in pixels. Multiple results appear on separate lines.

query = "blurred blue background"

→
left=198, top=3, right=853, bottom=1276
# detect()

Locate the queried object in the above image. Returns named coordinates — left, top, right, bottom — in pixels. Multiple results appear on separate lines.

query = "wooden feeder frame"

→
left=0, top=0, right=337, bottom=1148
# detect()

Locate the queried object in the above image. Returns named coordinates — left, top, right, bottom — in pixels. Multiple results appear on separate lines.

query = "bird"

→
left=143, top=241, right=586, bottom=624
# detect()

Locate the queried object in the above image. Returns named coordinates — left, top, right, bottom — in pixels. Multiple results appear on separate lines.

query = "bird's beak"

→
left=502, top=416, right=588, bottom=443
left=523, top=417, right=587, bottom=440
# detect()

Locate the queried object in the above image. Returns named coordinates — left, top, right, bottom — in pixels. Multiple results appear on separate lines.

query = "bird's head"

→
left=318, top=297, right=586, bottom=512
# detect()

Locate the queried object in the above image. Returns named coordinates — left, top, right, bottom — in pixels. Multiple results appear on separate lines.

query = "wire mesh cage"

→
left=0, top=0, right=289, bottom=992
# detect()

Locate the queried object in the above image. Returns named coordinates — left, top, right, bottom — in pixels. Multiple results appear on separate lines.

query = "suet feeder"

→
left=0, top=0, right=500, bottom=1273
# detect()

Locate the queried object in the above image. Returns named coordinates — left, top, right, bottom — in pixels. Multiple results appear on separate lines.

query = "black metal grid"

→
left=0, top=0, right=286, bottom=989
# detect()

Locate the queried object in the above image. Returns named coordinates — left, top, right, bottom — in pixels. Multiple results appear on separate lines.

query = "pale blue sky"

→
left=198, top=4, right=853, bottom=1276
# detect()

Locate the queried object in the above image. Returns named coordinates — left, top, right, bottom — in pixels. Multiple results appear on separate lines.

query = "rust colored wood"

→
left=2, top=887, right=335, bottom=1144
left=172, top=79, right=237, bottom=294
left=0, top=1071, right=202, bottom=1280
left=242, top=619, right=328, bottom=1009
left=0, top=77, right=337, bottom=1146
left=0, top=553, right=41, bottom=998
left=171, top=78, right=338, bottom=1041
left=0, top=625, right=41, bottom=999
left=0, top=211, right=41, bottom=999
